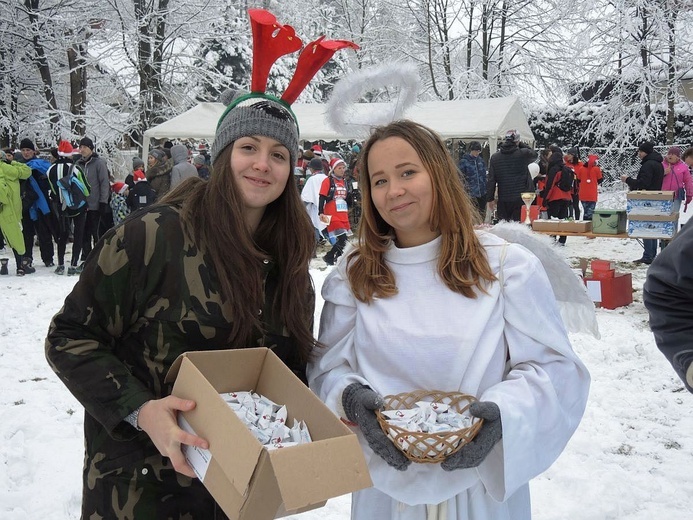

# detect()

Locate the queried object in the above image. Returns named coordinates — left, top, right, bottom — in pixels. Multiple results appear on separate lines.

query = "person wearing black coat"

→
left=643, top=222, right=693, bottom=393
left=621, top=141, right=664, bottom=264
left=486, top=130, right=537, bottom=222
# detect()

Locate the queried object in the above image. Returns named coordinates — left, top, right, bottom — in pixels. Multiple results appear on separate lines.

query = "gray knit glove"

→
left=342, top=383, right=410, bottom=471
left=441, top=401, right=502, bottom=471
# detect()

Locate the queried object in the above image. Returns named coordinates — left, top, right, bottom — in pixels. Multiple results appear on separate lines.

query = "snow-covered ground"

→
left=1, top=214, right=692, bottom=519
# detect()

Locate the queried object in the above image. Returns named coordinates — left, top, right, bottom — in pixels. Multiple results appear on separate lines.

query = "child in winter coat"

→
left=125, top=157, right=146, bottom=190
left=126, top=170, right=157, bottom=212
left=109, top=182, right=130, bottom=226
left=661, top=146, right=693, bottom=213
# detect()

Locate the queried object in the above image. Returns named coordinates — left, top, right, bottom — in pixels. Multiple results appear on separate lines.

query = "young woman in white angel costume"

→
left=307, top=119, right=591, bottom=520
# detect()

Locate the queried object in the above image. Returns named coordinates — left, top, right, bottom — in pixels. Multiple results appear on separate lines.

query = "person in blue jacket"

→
left=19, top=138, right=58, bottom=270
left=458, top=141, right=487, bottom=220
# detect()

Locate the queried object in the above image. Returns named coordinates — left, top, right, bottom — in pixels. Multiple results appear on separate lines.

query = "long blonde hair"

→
left=347, top=120, right=496, bottom=302
left=162, top=143, right=316, bottom=362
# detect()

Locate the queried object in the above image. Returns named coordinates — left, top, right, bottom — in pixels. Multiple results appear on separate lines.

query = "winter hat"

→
left=19, top=138, right=35, bottom=151
left=565, top=147, right=579, bottom=158
left=133, top=170, right=146, bottom=183
left=209, top=9, right=357, bottom=166
left=638, top=141, right=654, bottom=155
left=211, top=90, right=300, bottom=167
left=111, top=182, right=128, bottom=195
left=351, top=144, right=361, bottom=154
left=148, top=148, right=166, bottom=162
left=57, top=140, right=74, bottom=157
left=132, top=156, right=145, bottom=170
left=469, top=141, right=482, bottom=151
left=193, top=154, right=206, bottom=166
left=311, top=144, right=323, bottom=157
left=308, top=157, right=323, bottom=171
left=197, top=143, right=207, bottom=152
left=329, top=156, right=346, bottom=173
left=667, top=146, right=681, bottom=157
left=79, top=137, right=94, bottom=150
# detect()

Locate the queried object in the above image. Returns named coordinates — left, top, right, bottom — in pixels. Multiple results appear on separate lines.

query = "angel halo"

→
left=326, top=62, right=421, bottom=139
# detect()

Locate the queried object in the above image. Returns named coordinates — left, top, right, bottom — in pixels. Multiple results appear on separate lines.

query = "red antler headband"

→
left=218, top=9, right=359, bottom=126
left=211, top=10, right=358, bottom=165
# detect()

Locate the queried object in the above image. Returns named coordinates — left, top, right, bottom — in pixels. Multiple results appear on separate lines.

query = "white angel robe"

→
left=300, top=172, right=328, bottom=232
left=308, top=231, right=590, bottom=520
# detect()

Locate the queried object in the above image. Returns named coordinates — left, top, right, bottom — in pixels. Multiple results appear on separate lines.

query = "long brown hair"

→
left=162, top=143, right=316, bottom=361
left=347, top=120, right=496, bottom=302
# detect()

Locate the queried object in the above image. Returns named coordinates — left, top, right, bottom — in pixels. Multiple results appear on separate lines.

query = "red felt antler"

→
left=281, top=37, right=360, bottom=105
left=248, top=9, right=303, bottom=93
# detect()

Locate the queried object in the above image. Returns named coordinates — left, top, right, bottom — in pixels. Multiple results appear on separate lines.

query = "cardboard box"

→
left=626, top=191, right=675, bottom=216
left=627, top=213, right=679, bottom=239
left=520, top=205, right=540, bottom=223
left=592, top=210, right=627, bottom=234
left=558, top=220, right=592, bottom=233
left=531, top=219, right=561, bottom=232
left=584, top=273, right=633, bottom=309
left=165, top=348, right=372, bottom=520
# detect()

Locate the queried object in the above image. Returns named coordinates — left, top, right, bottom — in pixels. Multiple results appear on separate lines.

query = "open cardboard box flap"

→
left=165, top=348, right=372, bottom=519
left=626, top=190, right=675, bottom=200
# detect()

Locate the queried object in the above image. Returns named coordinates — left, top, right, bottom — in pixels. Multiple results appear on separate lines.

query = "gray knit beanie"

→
left=210, top=90, right=299, bottom=168
left=132, top=156, right=145, bottom=170
left=148, top=148, right=166, bottom=162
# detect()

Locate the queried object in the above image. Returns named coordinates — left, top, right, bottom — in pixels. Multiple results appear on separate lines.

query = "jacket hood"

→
left=170, top=144, right=189, bottom=164
left=586, top=154, right=599, bottom=168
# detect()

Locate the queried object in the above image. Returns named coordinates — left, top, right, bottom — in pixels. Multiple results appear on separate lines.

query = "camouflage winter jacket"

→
left=45, top=204, right=313, bottom=519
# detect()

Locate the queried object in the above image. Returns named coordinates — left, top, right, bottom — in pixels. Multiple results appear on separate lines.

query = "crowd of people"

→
left=458, top=132, right=692, bottom=263
left=11, top=127, right=690, bottom=275
left=0, top=138, right=213, bottom=276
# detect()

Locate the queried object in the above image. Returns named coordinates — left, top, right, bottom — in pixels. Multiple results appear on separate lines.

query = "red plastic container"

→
left=584, top=273, right=632, bottom=309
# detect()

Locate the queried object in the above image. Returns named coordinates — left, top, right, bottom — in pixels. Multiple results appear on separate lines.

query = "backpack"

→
left=57, top=165, right=91, bottom=214
left=557, top=165, right=575, bottom=192
left=325, top=176, right=353, bottom=206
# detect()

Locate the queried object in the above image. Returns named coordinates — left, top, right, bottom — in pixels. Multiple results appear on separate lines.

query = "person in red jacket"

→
left=576, top=154, right=603, bottom=221
left=542, top=146, right=572, bottom=245
left=319, top=156, right=351, bottom=265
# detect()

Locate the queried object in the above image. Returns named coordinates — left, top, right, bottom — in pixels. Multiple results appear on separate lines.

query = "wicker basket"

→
left=375, top=390, right=483, bottom=464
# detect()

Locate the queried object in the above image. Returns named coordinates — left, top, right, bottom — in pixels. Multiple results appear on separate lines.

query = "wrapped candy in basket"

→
left=375, top=390, right=483, bottom=463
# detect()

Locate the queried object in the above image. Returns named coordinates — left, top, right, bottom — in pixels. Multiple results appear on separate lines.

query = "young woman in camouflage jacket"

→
left=45, top=91, right=317, bottom=519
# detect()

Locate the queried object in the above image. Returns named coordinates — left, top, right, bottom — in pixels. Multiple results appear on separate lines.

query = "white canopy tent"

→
left=142, top=96, right=534, bottom=158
